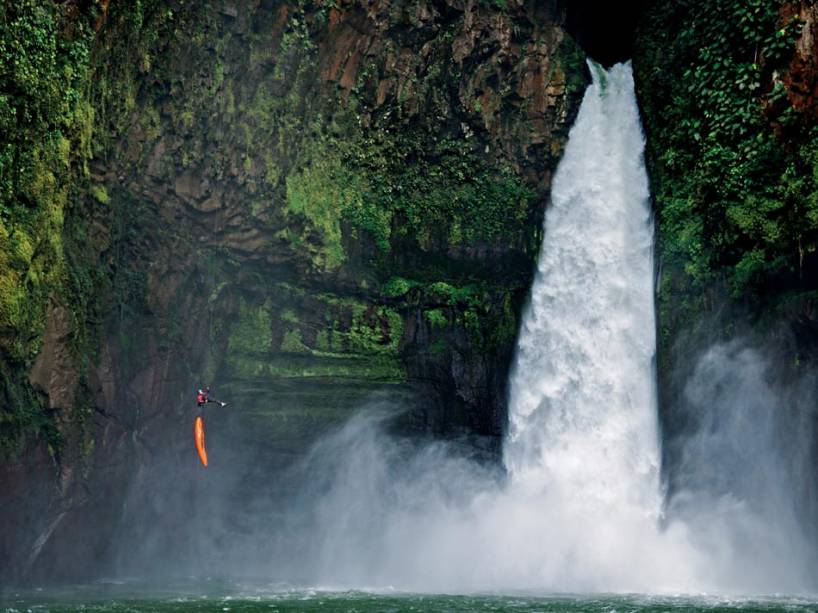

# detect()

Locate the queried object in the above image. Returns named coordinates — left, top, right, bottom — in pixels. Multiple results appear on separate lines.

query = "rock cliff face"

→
left=767, top=2, right=818, bottom=138
left=0, top=0, right=585, bottom=583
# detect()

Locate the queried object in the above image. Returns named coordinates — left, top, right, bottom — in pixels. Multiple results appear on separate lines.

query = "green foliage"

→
left=286, top=151, right=372, bottom=271
left=280, top=309, right=299, bottom=324
left=347, top=305, right=403, bottom=355
left=280, top=329, right=310, bottom=354
left=384, top=277, right=520, bottom=352
left=228, top=298, right=273, bottom=357
left=0, top=2, right=93, bottom=351
left=0, top=1, right=99, bottom=455
left=0, top=1, right=93, bottom=218
left=0, top=0, right=179, bottom=456
left=381, top=276, right=418, bottom=298
left=554, top=32, right=588, bottom=97
left=226, top=299, right=274, bottom=378
left=345, top=127, right=536, bottom=253
left=91, top=1, right=177, bottom=142
left=90, top=184, right=109, bottom=204
left=425, top=308, right=448, bottom=328
left=0, top=366, right=61, bottom=458
left=636, top=0, right=817, bottom=338
left=282, top=109, right=536, bottom=274
left=221, top=286, right=407, bottom=384
left=457, top=293, right=519, bottom=353
left=0, top=0, right=546, bottom=455
left=425, top=281, right=483, bottom=307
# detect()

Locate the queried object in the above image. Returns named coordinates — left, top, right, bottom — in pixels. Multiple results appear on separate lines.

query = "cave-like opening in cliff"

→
left=559, top=0, right=648, bottom=66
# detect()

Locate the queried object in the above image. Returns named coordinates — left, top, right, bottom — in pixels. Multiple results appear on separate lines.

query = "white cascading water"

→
left=505, top=62, right=661, bottom=522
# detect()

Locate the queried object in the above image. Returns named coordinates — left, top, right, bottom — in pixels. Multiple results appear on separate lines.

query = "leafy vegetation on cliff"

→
left=288, top=126, right=536, bottom=272
left=1, top=0, right=584, bottom=461
left=103, top=0, right=578, bottom=435
left=0, top=1, right=95, bottom=455
left=0, top=1, right=91, bottom=359
left=0, top=0, right=170, bottom=456
left=636, top=0, right=818, bottom=346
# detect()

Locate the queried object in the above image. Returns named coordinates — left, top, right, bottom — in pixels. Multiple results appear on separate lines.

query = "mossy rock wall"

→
left=0, top=0, right=586, bottom=583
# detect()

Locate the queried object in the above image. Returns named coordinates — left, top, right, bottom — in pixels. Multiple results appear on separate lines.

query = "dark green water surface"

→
left=3, top=583, right=817, bottom=613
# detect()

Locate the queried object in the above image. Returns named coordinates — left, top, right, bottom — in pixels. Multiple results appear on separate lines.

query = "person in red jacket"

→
left=196, top=386, right=227, bottom=410
left=193, top=386, right=228, bottom=467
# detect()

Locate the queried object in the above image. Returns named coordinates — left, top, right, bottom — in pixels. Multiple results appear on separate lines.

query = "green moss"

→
left=0, top=0, right=179, bottom=455
left=553, top=32, right=588, bottom=96
left=261, top=355, right=405, bottom=382
left=0, top=0, right=553, bottom=455
left=381, top=277, right=417, bottom=298
left=343, top=128, right=537, bottom=254
left=426, top=281, right=482, bottom=306
left=180, top=109, right=194, bottom=129
left=462, top=309, right=482, bottom=344
left=227, top=298, right=273, bottom=363
left=280, top=309, right=299, bottom=324
left=285, top=151, right=372, bottom=272
left=315, top=329, right=330, bottom=352
left=89, top=184, right=109, bottom=204
left=139, top=105, right=162, bottom=143
left=221, top=284, right=408, bottom=384
left=425, top=308, right=448, bottom=328
left=280, top=328, right=310, bottom=354
left=0, top=365, right=61, bottom=458
left=341, top=302, right=403, bottom=355
left=264, top=153, right=280, bottom=185
left=488, top=293, right=519, bottom=348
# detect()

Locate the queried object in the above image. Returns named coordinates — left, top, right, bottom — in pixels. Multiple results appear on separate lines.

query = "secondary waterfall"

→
left=505, top=63, right=661, bottom=517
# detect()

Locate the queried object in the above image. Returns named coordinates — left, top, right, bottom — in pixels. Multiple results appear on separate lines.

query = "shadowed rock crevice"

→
left=559, top=0, right=648, bottom=66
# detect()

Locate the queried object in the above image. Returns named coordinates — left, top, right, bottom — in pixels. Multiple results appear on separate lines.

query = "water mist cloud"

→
left=666, top=340, right=818, bottom=593
left=268, top=406, right=702, bottom=594
left=260, top=63, right=706, bottom=594
left=265, top=338, right=818, bottom=596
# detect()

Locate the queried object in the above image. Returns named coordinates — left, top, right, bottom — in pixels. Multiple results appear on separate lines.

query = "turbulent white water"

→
left=505, top=62, right=660, bottom=517
left=479, top=60, right=700, bottom=592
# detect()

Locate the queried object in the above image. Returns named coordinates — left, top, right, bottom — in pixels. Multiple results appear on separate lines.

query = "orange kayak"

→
left=194, top=416, right=208, bottom=467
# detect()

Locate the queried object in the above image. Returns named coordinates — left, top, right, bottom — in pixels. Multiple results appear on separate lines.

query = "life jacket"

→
left=196, top=392, right=206, bottom=406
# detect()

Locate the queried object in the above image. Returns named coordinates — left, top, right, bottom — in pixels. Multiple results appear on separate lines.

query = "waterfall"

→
left=505, top=62, right=661, bottom=519
left=495, top=60, right=816, bottom=593
left=270, top=62, right=702, bottom=594
left=259, top=61, right=815, bottom=596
